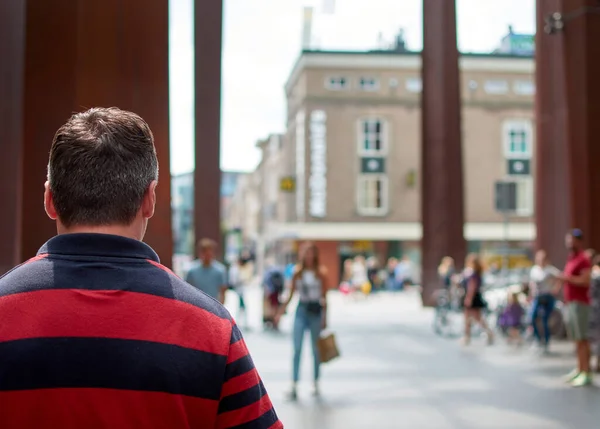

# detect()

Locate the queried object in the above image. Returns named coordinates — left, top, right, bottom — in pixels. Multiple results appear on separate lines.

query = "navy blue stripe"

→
left=218, top=381, right=267, bottom=414
left=0, top=257, right=230, bottom=321
left=0, top=337, right=226, bottom=400
left=228, top=408, right=280, bottom=429
left=230, top=323, right=244, bottom=344
left=224, top=354, right=255, bottom=381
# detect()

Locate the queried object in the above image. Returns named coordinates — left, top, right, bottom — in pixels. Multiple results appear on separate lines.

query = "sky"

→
left=169, top=0, right=536, bottom=175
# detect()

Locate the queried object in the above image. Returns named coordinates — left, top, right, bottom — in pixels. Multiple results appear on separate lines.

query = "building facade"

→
left=233, top=33, right=536, bottom=284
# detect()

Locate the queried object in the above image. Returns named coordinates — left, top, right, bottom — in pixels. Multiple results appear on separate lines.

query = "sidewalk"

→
left=226, top=288, right=600, bottom=429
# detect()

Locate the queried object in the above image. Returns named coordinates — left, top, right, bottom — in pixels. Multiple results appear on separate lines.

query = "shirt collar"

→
left=38, top=233, right=160, bottom=262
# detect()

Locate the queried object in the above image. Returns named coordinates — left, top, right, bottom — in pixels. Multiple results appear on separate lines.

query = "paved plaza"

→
left=224, top=287, right=600, bottom=429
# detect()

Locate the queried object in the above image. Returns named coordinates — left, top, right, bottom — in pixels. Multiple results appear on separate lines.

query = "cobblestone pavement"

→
left=224, top=288, right=600, bottom=429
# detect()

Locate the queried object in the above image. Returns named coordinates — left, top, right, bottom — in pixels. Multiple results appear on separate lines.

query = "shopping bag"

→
left=317, top=331, right=340, bottom=363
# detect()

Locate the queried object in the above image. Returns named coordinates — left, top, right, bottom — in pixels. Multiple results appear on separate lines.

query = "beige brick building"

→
left=233, top=36, right=536, bottom=283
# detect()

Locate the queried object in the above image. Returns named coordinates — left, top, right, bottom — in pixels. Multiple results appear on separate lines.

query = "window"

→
left=484, top=80, right=509, bottom=94
left=503, top=120, right=533, bottom=158
left=358, top=118, right=387, bottom=155
left=358, top=77, right=379, bottom=91
left=357, top=175, right=388, bottom=215
left=515, top=178, right=534, bottom=216
left=325, top=76, right=348, bottom=90
left=514, top=80, right=535, bottom=95
left=406, top=77, right=422, bottom=93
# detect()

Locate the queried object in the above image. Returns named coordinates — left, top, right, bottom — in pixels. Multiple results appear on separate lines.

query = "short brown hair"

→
left=48, top=107, right=158, bottom=227
left=197, top=238, right=217, bottom=251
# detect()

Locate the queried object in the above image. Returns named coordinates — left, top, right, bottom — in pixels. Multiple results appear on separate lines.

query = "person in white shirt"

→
left=529, top=249, right=562, bottom=352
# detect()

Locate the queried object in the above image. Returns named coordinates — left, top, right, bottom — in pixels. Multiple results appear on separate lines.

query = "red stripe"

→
left=23, top=253, right=48, bottom=265
left=216, top=392, right=275, bottom=428
left=146, top=259, right=180, bottom=278
left=268, top=421, right=284, bottom=429
left=0, top=289, right=231, bottom=355
left=221, top=368, right=260, bottom=398
left=227, top=338, right=249, bottom=364
left=0, top=388, right=218, bottom=429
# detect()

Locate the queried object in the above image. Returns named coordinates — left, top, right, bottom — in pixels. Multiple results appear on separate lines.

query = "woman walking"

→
left=529, top=250, right=561, bottom=353
left=462, top=253, right=494, bottom=345
left=277, top=242, right=328, bottom=400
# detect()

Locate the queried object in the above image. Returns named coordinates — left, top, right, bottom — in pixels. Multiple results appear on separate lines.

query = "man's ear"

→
left=44, top=181, right=58, bottom=220
left=142, top=180, right=157, bottom=219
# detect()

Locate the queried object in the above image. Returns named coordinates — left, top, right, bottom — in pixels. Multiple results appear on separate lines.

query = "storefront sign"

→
left=309, top=110, right=327, bottom=218
left=361, top=157, right=385, bottom=174
left=352, top=241, right=373, bottom=252
left=280, top=176, right=296, bottom=192
left=507, top=159, right=530, bottom=176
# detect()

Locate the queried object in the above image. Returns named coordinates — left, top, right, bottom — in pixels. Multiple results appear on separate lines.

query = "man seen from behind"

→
left=0, top=107, right=282, bottom=428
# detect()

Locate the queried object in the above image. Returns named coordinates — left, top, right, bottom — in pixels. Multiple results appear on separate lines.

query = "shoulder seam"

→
left=0, top=254, right=49, bottom=281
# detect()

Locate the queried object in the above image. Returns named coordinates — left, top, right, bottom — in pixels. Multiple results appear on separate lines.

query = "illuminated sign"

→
left=296, top=111, right=306, bottom=220
left=309, top=110, right=327, bottom=218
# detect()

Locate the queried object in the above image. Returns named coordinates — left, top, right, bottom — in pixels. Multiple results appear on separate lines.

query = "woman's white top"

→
left=295, top=270, right=323, bottom=303
left=530, top=264, right=561, bottom=295
left=351, top=262, right=368, bottom=286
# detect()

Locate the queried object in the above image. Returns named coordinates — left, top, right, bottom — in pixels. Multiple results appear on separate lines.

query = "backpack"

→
left=269, top=271, right=284, bottom=294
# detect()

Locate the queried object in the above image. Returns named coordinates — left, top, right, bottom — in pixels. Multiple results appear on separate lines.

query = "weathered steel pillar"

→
left=0, top=0, right=172, bottom=270
left=562, top=0, right=600, bottom=251
left=194, top=0, right=223, bottom=248
left=421, top=0, right=466, bottom=305
left=534, top=0, right=570, bottom=264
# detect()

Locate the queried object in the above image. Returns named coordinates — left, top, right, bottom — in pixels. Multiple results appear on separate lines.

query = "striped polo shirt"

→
left=0, top=233, right=282, bottom=429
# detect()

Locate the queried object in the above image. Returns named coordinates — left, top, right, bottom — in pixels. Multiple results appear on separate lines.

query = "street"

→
left=225, top=287, right=600, bottom=429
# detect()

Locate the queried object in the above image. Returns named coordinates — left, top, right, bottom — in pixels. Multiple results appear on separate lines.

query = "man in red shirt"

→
left=558, top=229, right=593, bottom=387
left=0, top=108, right=283, bottom=428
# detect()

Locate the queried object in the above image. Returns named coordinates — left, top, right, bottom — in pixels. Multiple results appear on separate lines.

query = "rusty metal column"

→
left=534, top=0, right=570, bottom=263
left=421, top=0, right=466, bottom=305
left=0, top=0, right=25, bottom=274
left=194, top=0, right=223, bottom=247
left=6, top=0, right=172, bottom=266
left=562, top=0, right=600, bottom=251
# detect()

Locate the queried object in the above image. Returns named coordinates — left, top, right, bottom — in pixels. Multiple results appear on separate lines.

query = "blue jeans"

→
left=531, top=294, right=556, bottom=345
left=293, top=303, right=322, bottom=382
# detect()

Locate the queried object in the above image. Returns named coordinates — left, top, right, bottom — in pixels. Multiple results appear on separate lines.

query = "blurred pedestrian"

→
left=529, top=250, right=562, bottom=353
left=351, top=255, right=368, bottom=292
left=276, top=242, right=329, bottom=400
left=500, top=290, right=524, bottom=346
left=386, top=257, right=398, bottom=290
left=367, top=257, right=380, bottom=291
left=557, top=229, right=593, bottom=387
left=438, top=256, right=455, bottom=290
left=186, top=239, right=227, bottom=304
left=262, top=260, right=285, bottom=331
left=462, top=254, right=494, bottom=346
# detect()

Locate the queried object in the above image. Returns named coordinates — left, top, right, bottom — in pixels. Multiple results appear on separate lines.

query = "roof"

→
left=301, top=48, right=533, bottom=60
left=284, top=48, right=535, bottom=94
